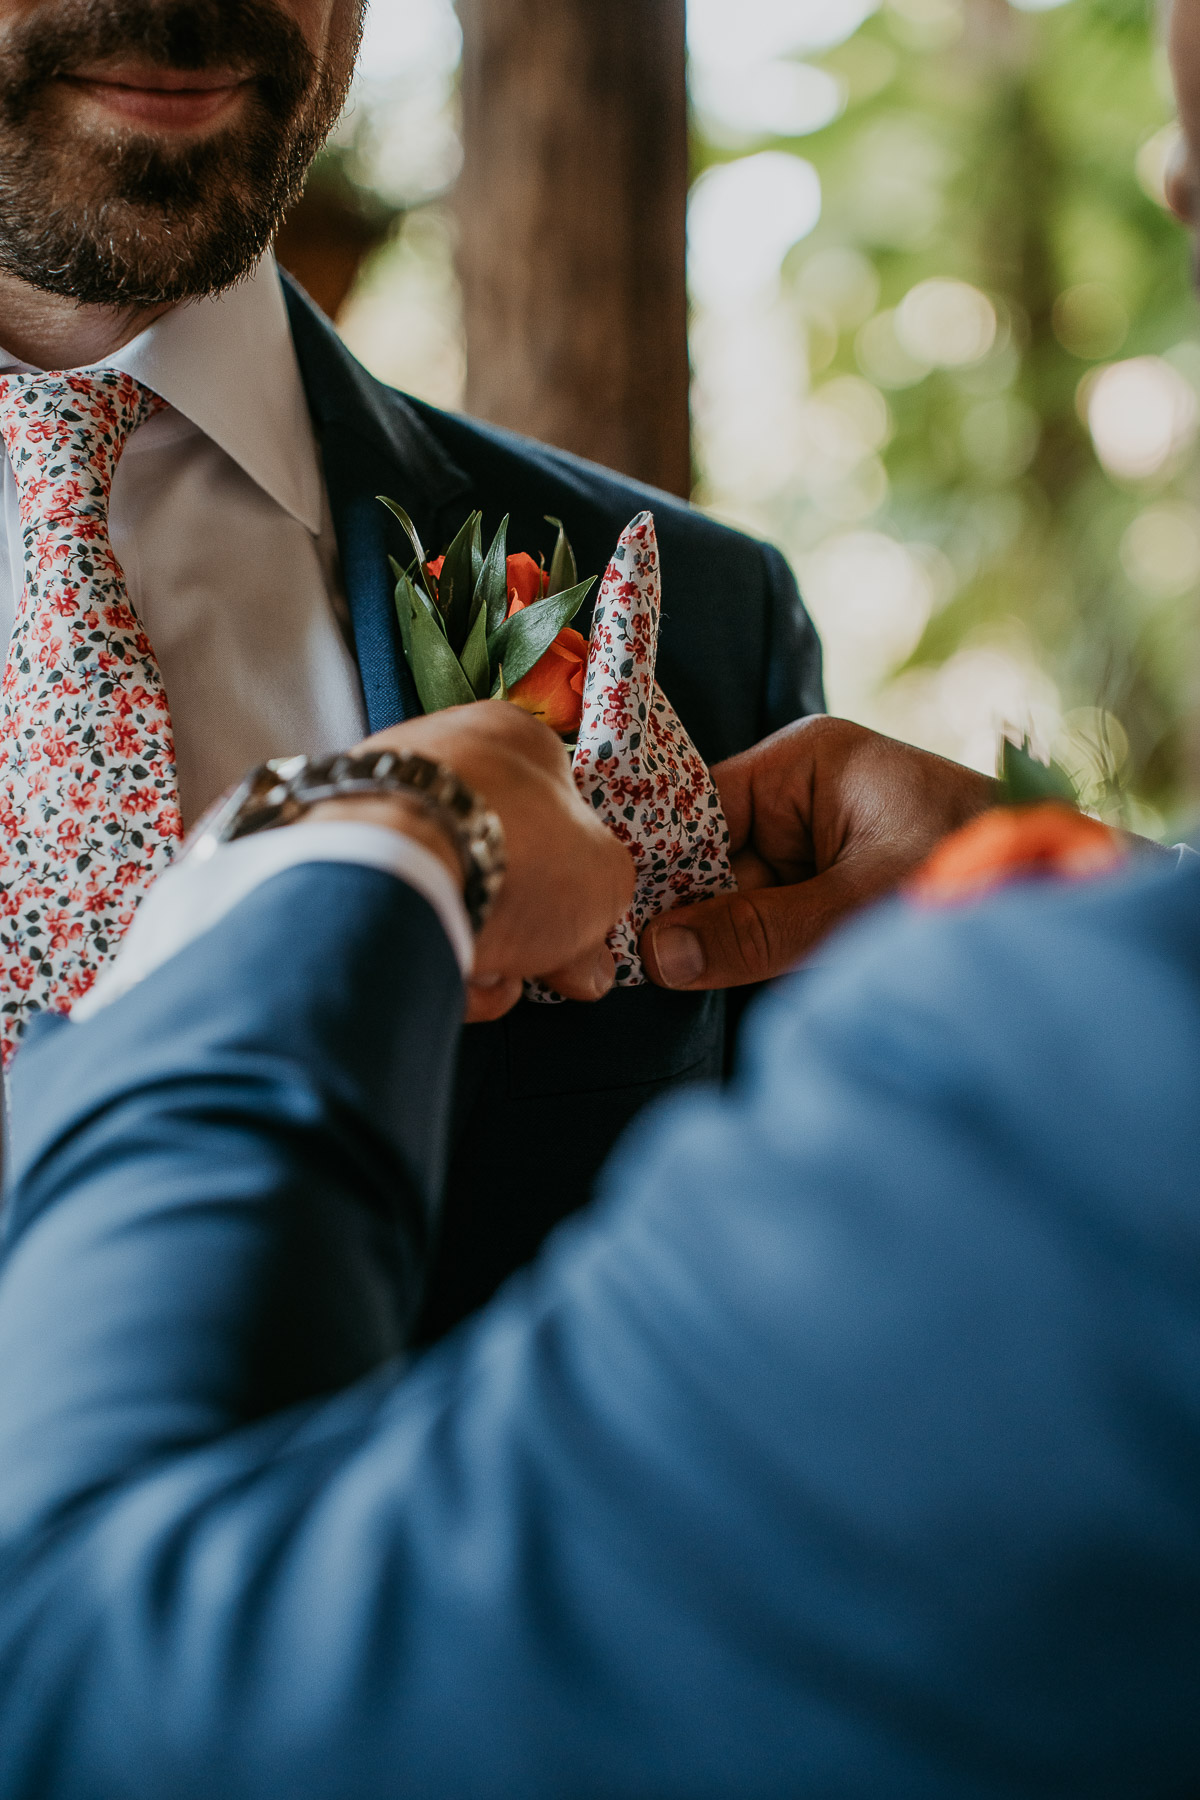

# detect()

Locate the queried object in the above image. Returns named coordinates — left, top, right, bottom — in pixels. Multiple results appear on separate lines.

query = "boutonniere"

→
left=908, top=735, right=1127, bottom=907
left=379, top=499, right=596, bottom=740
left=378, top=500, right=738, bottom=996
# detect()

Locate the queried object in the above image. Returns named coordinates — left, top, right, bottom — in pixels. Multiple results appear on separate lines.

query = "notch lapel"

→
left=282, top=278, right=473, bottom=733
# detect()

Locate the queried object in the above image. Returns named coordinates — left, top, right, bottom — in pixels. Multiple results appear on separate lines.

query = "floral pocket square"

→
left=528, top=512, right=735, bottom=1001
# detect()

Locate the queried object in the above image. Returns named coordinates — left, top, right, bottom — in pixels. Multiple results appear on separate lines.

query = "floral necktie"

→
left=0, top=369, right=181, bottom=1062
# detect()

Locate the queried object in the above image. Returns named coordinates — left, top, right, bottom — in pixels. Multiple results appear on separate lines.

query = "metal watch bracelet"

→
left=185, top=749, right=507, bottom=934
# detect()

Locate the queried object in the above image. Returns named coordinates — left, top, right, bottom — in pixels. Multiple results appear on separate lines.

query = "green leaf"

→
left=405, top=579, right=476, bottom=712
left=393, top=566, right=416, bottom=664
left=396, top=574, right=451, bottom=684
left=378, top=495, right=426, bottom=564
left=378, top=496, right=436, bottom=603
left=407, top=567, right=449, bottom=639
left=439, top=511, right=484, bottom=652
left=486, top=576, right=594, bottom=688
left=475, top=514, right=511, bottom=637
left=470, top=515, right=484, bottom=591
left=545, top=515, right=579, bottom=598
left=460, top=593, right=492, bottom=697
left=491, top=663, right=509, bottom=702
left=999, top=736, right=1078, bottom=808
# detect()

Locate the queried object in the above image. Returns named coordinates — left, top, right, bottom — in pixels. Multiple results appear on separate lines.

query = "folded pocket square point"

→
left=527, top=513, right=736, bottom=1007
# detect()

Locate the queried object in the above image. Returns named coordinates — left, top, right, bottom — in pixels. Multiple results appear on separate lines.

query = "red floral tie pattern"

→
left=0, top=370, right=180, bottom=1062
left=527, top=511, right=735, bottom=1002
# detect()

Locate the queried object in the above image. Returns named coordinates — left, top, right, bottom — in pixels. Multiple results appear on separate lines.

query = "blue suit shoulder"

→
left=400, top=390, right=771, bottom=557
left=284, top=273, right=823, bottom=750
left=736, top=851, right=1200, bottom=1239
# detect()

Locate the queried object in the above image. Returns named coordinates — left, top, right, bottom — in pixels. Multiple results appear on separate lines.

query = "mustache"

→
left=0, top=0, right=316, bottom=118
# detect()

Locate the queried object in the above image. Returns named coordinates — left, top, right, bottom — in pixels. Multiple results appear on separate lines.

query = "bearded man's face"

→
left=0, top=0, right=364, bottom=308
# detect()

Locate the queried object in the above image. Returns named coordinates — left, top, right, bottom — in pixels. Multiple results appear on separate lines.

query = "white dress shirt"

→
left=0, top=255, right=369, bottom=828
left=0, top=264, right=474, bottom=1106
left=73, top=821, right=473, bottom=1021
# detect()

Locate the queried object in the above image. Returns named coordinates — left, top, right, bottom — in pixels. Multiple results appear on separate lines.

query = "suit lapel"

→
left=282, top=277, right=473, bottom=733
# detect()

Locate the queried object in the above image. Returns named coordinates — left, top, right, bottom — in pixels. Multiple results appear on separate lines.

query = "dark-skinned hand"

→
left=640, top=715, right=997, bottom=992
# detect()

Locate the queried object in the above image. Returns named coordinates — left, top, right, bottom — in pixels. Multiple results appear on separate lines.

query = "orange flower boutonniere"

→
left=379, top=500, right=596, bottom=743
left=909, top=738, right=1129, bottom=907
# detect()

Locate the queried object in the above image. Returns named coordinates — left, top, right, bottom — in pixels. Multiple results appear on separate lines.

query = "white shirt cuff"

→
left=72, top=822, right=474, bottom=1022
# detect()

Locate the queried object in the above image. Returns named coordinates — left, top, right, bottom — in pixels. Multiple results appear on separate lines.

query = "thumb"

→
left=640, top=868, right=873, bottom=992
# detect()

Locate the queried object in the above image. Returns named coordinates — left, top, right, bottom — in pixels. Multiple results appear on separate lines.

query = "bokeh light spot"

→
left=795, top=246, right=881, bottom=330
left=687, top=0, right=883, bottom=65
left=856, top=308, right=932, bottom=387
left=799, top=531, right=935, bottom=689
left=1136, top=122, right=1184, bottom=210
left=1085, top=357, right=1199, bottom=482
left=1120, top=502, right=1200, bottom=598
left=689, top=154, right=822, bottom=309
left=692, top=61, right=846, bottom=143
left=895, top=278, right=996, bottom=368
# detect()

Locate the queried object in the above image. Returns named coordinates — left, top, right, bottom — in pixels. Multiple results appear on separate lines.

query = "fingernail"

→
left=652, top=926, right=705, bottom=989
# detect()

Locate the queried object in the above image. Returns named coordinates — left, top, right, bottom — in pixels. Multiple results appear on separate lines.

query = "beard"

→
left=0, top=0, right=363, bottom=308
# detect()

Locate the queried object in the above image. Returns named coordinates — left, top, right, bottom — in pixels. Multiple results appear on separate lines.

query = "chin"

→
left=0, top=164, right=282, bottom=308
left=0, top=57, right=340, bottom=309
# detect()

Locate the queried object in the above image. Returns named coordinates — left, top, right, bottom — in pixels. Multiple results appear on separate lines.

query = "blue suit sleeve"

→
left=0, top=862, right=463, bottom=1545
left=1, top=859, right=1199, bottom=1800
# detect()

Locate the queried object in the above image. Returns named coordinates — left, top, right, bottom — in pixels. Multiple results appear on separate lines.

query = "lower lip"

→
left=63, top=77, right=249, bottom=130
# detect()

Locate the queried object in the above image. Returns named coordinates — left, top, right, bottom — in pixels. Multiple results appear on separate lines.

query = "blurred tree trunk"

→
left=457, top=0, right=691, bottom=497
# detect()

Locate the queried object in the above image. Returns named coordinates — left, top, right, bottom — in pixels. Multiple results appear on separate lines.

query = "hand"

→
left=641, top=716, right=997, bottom=991
left=312, top=702, right=635, bottom=1022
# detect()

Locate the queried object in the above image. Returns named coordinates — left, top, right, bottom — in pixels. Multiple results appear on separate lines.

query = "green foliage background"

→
left=692, top=0, right=1200, bottom=830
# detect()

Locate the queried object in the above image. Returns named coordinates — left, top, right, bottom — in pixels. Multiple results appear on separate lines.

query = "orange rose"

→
left=507, top=627, right=588, bottom=736
left=907, top=802, right=1127, bottom=907
left=502, top=555, right=585, bottom=734
left=426, top=552, right=548, bottom=608
left=505, top=552, right=550, bottom=612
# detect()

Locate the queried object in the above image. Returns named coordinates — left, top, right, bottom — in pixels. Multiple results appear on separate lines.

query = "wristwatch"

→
left=183, top=749, right=507, bottom=934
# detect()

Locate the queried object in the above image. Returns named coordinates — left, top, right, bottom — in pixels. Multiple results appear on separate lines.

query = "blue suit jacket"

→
left=281, top=280, right=824, bottom=1335
left=1, top=851, right=1198, bottom=1797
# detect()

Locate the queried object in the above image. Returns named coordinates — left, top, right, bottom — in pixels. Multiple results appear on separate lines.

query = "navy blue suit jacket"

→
left=1, top=851, right=1198, bottom=1797
left=281, top=279, right=824, bottom=1334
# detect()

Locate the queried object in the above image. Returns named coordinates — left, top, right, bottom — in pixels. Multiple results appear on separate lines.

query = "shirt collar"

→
left=0, top=255, right=324, bottom=537
left=108, top=256, right=324, bottom=536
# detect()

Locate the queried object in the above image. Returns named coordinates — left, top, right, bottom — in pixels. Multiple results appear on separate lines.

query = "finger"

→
left=708, top=714, right=833, bottom=858
left=707, top=749, right=758, bottom=853
left=364, top=698, right=568, bottom=783
left=730, top=846, right=775, bottom=892
left=477, top=828, right=633, bottom=985
left=541, top=942, right=617, bottom=1005
left=464, top=976, right=524, bottom=1024
left=464, top=944, right=616, bottom=1020
left=641, top=864, right=886, bottom=991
